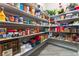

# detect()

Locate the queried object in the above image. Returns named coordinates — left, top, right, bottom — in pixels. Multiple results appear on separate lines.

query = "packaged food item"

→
left=45, top=34, right=48, bottom=39
left=64, top=28, right=70, bottom=32
left=25, top=28, right=30, bottom=35
left=19, top=17, right=23, bottom=24
left=0, top=39, right=21, bottom=56
left=0, top=41, right=12, bottom=56
left=14, top=16, right=19, bottom=23
left=20, top=3, right=24, bottom=10
left=30, top=36, right=36, bottom=47
left=22, top=31, right=26, bottom=36
left=7, top=32, right=13, bottom=38
left=26, top=6, right=30, bottom=13
left=0, top=7, right=6, bottom=22
left=70, top=28, right=77, bottom=33
left=75, top=6, right=79, bottom=10
left=14, top=3, right=20, bottom=9
left=32, top=8, right=35, bottom=16
left=29, top=4, right=35, bottom=16
left=60, top=15, right=64, bottom=20
left=55, top=26, right=60, bottom=32
left=0, top=28, right=6, bottom=34
left=9, top=15, right=15, bottom=22
left=72, top=34, right=77, bottom=41
left=6, top=16, right=10, bottom=22
left=0, top=45, right=2, bottom=55
left=29, top=4, right=33, bottom=14
left=26, top=19, right=31, bottom=24
left=7, top=29, right=17, bottom=37
left=18, top=29, right=23, bottom=36
left=35, top=5, right=41, bottom=17
left=66, top=14, right=73, bottom=19
left=60, top=26, right=64, bottom=32
left=24, top=5, right=27, bottom=12
left=2, top=34, right=7, bottom=38
left=34, top=27, right=40, bottom=33
left=40, top=35, right=45, bottom=43
left=2, top=49, right=12, bottom=56
left=75, top=34, right=79, bottom=42
left=0, top=28, right=7, bottom=38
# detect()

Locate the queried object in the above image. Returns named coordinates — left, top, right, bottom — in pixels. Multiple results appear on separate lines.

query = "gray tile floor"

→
left=39, top=44, right=77, bottom=56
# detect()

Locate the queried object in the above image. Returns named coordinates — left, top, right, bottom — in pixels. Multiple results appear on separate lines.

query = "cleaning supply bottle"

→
left=0, top=7, right=6, bottom=22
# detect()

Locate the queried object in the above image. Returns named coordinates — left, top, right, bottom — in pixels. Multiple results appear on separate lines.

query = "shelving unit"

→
left=0, top=32, right=49, bottom=42
left=51, top=10, right=79, bottom=18
left=0, top=3, right=79, bottom=56
left=0, top=3, right=48, bottom=23
left=49, top=7, right=79, bottom=55
left=0, top=3, right=50, bottom=56
left=0, top=22, right=50, bottom=28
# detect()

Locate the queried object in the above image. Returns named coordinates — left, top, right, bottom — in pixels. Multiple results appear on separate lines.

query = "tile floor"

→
left=39, top=44, right=77, bottom=56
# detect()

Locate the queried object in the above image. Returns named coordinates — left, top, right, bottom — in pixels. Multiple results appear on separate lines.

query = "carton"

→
left=2, top=49, right=12, bottom=56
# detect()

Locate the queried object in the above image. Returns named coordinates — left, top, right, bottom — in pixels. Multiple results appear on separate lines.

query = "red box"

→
left=75, top=6, right=79, bottom=10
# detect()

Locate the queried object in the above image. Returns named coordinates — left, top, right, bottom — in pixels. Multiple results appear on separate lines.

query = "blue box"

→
left=20, top=3, right=24, bottom=10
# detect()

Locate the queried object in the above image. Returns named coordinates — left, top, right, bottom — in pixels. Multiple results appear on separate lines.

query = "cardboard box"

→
left=0, top=39, right=21, bottom=56
left=0, top=45, right=2, bottom=56
left=2, top=49, right=12, bottom=56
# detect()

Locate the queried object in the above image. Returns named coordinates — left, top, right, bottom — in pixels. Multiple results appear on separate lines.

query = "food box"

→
left=0, top=39, right=21, bottom=56
left=0, top=28, right=6, bottom=35
left=2, top=49, right=12, bottom=56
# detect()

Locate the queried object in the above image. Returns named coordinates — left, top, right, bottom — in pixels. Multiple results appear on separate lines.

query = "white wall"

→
left=38, top=3, right=69, bottom=10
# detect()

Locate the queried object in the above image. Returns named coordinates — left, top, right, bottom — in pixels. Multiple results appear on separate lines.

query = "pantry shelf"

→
left=51, top=10, right=79, bottom=18
left=0, top=3, right=49, bottom=23
left=51, top=32, right=78, bottom=34
left=49, top=37, right=79, bottom=44
left=0, top=32, right=49, bottom=42
left=53, top=17, right=79, bottom=24
left=0, top=22, right=49, bottom=28
left=23, top=3, right=49, bottom=17
left=50, top=24, right=79, bottom=28
left=65, top=24, right=79, bottom=27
